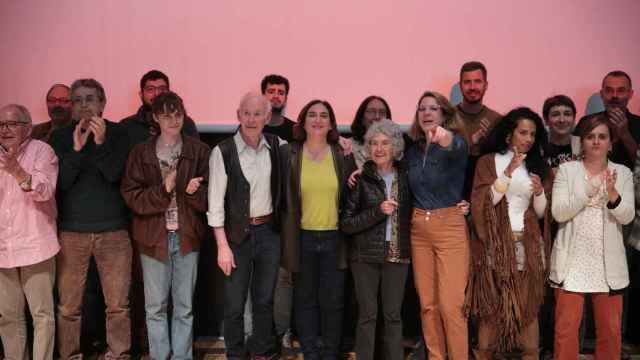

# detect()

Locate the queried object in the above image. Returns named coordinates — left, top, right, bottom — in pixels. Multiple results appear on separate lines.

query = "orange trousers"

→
left=411, top=207, right=469, bottom=360
left=554, top=288, right=622, bottom=360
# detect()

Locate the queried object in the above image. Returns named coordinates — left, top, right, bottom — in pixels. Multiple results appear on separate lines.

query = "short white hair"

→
left=238, top=92, right=271, bottom=114
left=1, top=104, right=32, bottom=124
left=364, top=119, right=405, bottom=160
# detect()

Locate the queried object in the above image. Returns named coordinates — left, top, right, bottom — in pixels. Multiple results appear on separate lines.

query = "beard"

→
left=605, top=97, right=628, bottom=110
left=49, top=107, right=71, bottom=121
left=462, top=92, right=484, bottom=104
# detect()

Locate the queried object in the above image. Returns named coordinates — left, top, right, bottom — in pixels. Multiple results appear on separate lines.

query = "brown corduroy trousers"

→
left=411, top=207, right=470, bottom=360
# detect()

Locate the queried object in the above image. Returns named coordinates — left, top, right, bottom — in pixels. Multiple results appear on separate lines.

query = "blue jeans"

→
left=140, top=232, right=199, bottom=360
left=224, top=223, right=281, bottom=357
left=294, top=230, right=346, bottom=360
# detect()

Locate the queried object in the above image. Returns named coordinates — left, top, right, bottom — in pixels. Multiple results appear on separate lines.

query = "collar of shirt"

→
left=233, top=132, right=271, bottom=154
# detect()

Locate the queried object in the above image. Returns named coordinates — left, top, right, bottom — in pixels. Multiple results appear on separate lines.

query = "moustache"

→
left=51, top=106, right=67, bottom=114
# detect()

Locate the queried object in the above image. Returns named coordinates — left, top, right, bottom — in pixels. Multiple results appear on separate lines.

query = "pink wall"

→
left=2, top=0, right=639, bottom=125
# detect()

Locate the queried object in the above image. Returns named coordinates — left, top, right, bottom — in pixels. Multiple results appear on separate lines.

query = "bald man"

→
left=32, top=84, right=73, bottom=143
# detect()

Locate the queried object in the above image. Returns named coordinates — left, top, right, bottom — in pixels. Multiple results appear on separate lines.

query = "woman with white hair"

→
left=341, top=119, right=411, bottom=360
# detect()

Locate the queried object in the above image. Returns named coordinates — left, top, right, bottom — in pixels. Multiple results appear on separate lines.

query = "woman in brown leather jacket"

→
left=340, top=119, right=411, bottom=360
left=121, top=92, right=210, bottom=360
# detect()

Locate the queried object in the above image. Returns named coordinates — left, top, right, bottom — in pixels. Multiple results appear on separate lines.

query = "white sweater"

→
left=550, top=161, right=635, bottom=290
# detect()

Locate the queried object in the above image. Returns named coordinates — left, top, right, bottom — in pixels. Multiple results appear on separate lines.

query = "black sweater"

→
left=51, top=120, right=130, bottom=232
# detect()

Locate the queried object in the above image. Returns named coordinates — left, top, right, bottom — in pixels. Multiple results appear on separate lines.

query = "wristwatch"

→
left=18, top=174, right=32, bottom=192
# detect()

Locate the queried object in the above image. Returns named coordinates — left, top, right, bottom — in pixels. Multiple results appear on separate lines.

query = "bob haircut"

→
left=151, top=91, right=187, bottom=118
left=350, top=95, right=393, bottom=143
left=293, top=100, right=340, bottom=144
left=575, top=113, right=618, bottom=145
left=542, top=95, right=576, bottom=122
left=364, top=118, right=404, bottom=160
left=481, top=106, right=549, bottom=179
left=409, top=91, right=463, bottom=142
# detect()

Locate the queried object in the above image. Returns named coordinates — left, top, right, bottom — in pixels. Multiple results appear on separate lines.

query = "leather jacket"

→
left=280, top=141, right=355, bottom=272
left=341, top=160, right=411, bottom=263
left=121, top=135, right=210, bottom=260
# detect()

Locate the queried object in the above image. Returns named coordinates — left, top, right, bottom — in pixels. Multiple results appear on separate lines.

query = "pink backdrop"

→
left=2, top=0, right=639, bottom=125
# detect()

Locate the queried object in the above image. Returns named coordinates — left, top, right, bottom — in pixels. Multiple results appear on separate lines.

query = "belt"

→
left=249, top=213, right=273, bottom=226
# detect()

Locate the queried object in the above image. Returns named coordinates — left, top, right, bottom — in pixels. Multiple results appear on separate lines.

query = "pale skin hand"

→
left=0, top=144, right=28, bottom=182
left=470, top=118, right=490, bottom=145
left=339, top=136, right=353, bottom=156
left=186, top=177, right=204, bottom=195
left=427, top=126, right=453, bottom=147
left=531, top=174, right=543, bottom=196
left=456, top=200, right=470, bottom=215
left=164, top=169, right=177, bottom=193
left=73, top=119, right=91, bottom=152
left=504, top=148, right=526, bottom=178
left=608, top=108, right=628, bottom=132
left=605, top=169, right=619, bottom=203
left=380, top=198, right=399, bottom=215
left=214, top=227, right=236, bottom=276
left=347, top=168, right=363, bottom=188
left=88, top=116, right=106, bottom=145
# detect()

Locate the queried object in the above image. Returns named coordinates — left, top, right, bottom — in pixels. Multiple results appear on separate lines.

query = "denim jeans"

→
left=294, top=230, right=346, bottom=360
left=223, top=223, right=280, bottom=357
left=140, top=232, right=199, bottom=360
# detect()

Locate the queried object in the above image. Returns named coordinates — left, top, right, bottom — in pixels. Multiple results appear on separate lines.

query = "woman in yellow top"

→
left=281, top=99, right=354, bottom=360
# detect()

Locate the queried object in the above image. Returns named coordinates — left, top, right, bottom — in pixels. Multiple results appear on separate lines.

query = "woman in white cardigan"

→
left=550, top=114, right=635, bottom=359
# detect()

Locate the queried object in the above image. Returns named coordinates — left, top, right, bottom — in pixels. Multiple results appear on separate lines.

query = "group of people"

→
left=0, top=62, right=638, bottom=360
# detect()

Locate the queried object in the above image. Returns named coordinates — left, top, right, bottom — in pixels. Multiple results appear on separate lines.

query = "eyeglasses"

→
left=47, top=97, right=72, bottom=105
left=71, top=96, right=101, bottom=105
left=365, top=109, right=387, bottom=117
left=0, top=121, right=29, bottom=131
left=417, top=105, right=442, bottom=113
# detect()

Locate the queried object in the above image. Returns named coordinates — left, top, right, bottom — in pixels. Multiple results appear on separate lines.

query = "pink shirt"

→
left=0, top=138, right=60, bottom=268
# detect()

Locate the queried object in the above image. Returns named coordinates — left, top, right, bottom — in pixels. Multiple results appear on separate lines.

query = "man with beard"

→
left=32, top=84, right=73, bottom=143
left=121, top=70, right=199, bottom=146
left=576, top=70, right=638, bottom=170
left=261, top=74, right=296, bottom=142
left=453, top=61, right=502, bottom=199
left=260, top=74, right=297, bottom=358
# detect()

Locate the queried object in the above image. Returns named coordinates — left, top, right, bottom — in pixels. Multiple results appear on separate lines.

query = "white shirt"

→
left=491, top=151, right=547, bottom=231
left=207, top=132, right=286, bottom=228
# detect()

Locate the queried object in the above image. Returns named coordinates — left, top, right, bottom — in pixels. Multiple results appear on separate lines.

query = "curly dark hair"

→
left=481, top=107, right=549, bottom=180
left=350, top=95, right=392, bottom=143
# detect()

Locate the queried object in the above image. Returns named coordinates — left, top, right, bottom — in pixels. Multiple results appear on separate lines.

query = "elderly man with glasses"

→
left=0, top=104, right=60, bottom=360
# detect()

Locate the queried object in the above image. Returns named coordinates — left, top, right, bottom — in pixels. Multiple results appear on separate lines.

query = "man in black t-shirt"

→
left=576, top=70, right=638, bottom=170
left=542, top=94, right=578, bottom=169
left=261, top=74, right=296, bottom=142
